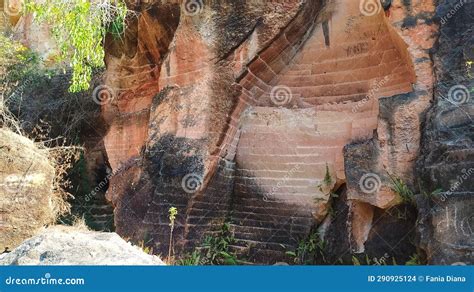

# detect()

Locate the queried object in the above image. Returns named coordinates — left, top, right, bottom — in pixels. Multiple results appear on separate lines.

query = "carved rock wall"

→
left=101, top=0, right=472, bottom=264
left=416, top=0, right=473, bottom=265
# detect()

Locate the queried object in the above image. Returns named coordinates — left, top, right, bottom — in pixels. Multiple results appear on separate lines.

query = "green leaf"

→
left=352, top=256, right=361, bottom=266
left=25, top=0, right=128, bottom=92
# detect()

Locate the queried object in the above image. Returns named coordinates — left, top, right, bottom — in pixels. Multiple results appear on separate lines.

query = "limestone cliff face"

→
left=100, top=0, right=472, bottom=264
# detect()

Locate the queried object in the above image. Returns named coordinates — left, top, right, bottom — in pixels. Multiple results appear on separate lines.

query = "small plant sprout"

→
left=323, top=163, right=333, bottom=186
left=405, top=253, right=421, bottom=265
left=317, top=163, right=333, bottom=193
left=168, top=206, right=178, bottom=263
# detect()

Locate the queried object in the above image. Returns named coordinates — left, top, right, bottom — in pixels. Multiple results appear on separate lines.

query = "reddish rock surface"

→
left=98, top=0, right=473, bottom=264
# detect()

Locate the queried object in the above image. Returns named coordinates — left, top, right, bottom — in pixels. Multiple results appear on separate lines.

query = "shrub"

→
left=25, top=0, right=128, bottom=92
left=177, top=222, right=240, bottom=265
left=286, top=231, right=327, bottom=265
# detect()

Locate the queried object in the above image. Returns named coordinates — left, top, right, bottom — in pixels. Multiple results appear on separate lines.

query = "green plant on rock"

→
left=137, top=240, right=154, bottom=255
left=405, top=253, right=421, bottom=265
left=200, top=222, right=239, bottom=265
left=0, top=35, right=41, bottom=83
left=286, top=231, right=327, bottom=265
left=317, top=163, right=333, bottom=193
left=25, top=0, right=128, bottom=92
left=323, top=163, right=333, bottom=186
left=177, top=222, right=240, bottom=265
left=168, top=206, right=178, bottom=262
left=466, top=60, right=473, bottom=78
left=352, top=255, right=361, bottom=266
left=389, top=174, right=414, bottom=205
left=176, top=250, right=202, bottom=266
left=422, top=188, right=442, bottom=200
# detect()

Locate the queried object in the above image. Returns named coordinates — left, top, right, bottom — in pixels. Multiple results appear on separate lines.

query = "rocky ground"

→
left=0, top=226, right=164, bottom=265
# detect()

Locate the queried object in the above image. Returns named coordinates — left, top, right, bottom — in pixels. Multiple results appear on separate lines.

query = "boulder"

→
left=0, top=226, right=165, bottom=265
left=0, top=129, right=57, bottom=252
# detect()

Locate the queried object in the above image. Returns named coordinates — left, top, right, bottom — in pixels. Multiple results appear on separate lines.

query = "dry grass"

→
left=1, top=105, right=81, bottom=221
left=70, top=216, right=90, bottom=230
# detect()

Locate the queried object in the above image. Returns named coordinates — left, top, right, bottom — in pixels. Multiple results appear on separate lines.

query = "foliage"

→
left=389, top=174, right=414, bottom=205
left=200, top=223, right=240, bottom=265
left=108, top=13, right=126, bottom=39
left=0, top=36, right=24, bottom=132
left=405, top=253, right=421, bottom=265
left=351, top=255, right=361, bottom=265
left=1, top=25, right=102, bottom=141
left=178, top=222, right=240, bottom=265
left=0, top=34, right=43, bottom=113
left=422, top=188, right=442, bottom=199
left=466, top=60, right=473, bottom=78
left=317, top=163, right=333, bottom=193
left=0, top=35, right=40, bottom=82
left=176, top=251, right=202, bottom=266
left=323, top=163, right=333, bottom=186
left=168, top=207, right=178, bottom=262
left=169, top=207, right=178, bottom=224
left=134, top=240, right=154, bottom=255
left=25, top=0, right=128, bottom=92
left=286, top=231, right=327, bottom=265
